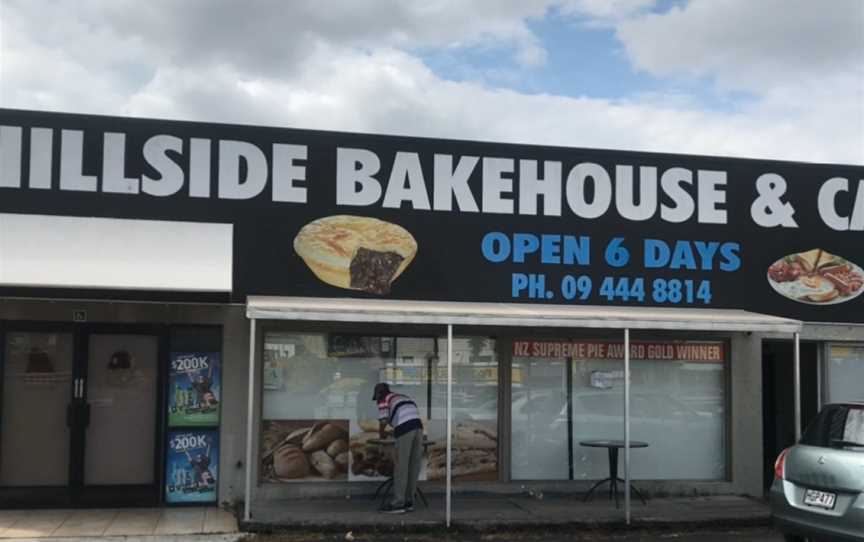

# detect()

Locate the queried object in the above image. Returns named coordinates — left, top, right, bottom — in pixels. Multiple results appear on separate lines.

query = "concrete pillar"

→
left=730, top=332, right=764, bottom=497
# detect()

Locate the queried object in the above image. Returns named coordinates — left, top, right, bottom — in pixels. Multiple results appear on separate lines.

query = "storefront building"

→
left=0, top=109, right=862, bottom=521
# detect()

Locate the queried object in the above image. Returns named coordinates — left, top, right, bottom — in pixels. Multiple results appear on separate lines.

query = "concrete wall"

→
left=0, top=298, right=250, bottom=507
left=729, top=331, right=764, bottom=497
left=218, top=305, right=251, bottom=507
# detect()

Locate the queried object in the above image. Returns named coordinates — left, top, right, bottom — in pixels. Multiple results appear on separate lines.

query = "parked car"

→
left=770, top=402, right=864, bottom=542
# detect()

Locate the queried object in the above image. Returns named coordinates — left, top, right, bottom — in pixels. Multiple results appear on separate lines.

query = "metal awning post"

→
left=244, top=318, right=257, bottom=522
left=794, top=331, right=801, bottom=441
left=446, top=323, right=453, bottom=528
left=624, top=328, right=631, bottom=525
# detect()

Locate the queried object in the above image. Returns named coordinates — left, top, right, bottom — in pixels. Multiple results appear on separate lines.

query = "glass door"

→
left=0, top=330, right=75, bottom=506
left=0, top=326, right=164, bottom=508
left=77, top=332, right=161, bottom=505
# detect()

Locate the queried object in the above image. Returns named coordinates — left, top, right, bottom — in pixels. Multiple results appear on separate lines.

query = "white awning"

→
left=246, top=296, right=802, bottom=333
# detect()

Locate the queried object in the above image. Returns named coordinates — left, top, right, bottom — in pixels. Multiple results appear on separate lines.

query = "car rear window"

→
left=801, top=404, right=864, bottom=449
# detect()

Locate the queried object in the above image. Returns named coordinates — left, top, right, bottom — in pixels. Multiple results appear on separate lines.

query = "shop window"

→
left=260, top=332, right=498, bottom=484
left=511, top=340, right=727, bottom=481
left=827, top=345, right=864, bottom=404
left=431, top=338, right=499, bottom=482
left=510, top=357, right=569, bottom=480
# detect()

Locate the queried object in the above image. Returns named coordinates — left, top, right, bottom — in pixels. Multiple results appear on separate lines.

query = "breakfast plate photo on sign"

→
left=294, top=215, right=417, bottom=295
left=767, top=249, right=864, bottom=305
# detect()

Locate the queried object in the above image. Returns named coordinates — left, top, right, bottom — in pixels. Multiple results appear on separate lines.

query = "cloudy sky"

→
left=1, top=0, right=863, bottom=164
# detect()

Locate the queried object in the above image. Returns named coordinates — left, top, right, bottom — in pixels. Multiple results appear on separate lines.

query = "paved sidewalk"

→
left=253, top=528, right=783, bottom=541
left=0, top=508, right=237, bottom=538
left=245, top=495, right=772, bottom=532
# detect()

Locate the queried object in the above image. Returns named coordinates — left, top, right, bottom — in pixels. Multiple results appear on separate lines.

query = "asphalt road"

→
left=261, top=527, right=784, bottom=541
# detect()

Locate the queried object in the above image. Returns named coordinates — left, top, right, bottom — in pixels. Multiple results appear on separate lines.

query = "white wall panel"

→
left=0, top=214, right=232, bottom=291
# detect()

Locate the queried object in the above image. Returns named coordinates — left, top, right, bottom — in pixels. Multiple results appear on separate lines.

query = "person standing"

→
left=373, top=383, right=423, bottom=514
left=184, top=444, right=215, bottom=490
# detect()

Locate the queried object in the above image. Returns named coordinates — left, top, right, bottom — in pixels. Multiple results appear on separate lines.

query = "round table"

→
left=579, top=439, right=649, bottom=508
left=368, top=437, right=435, bottom=509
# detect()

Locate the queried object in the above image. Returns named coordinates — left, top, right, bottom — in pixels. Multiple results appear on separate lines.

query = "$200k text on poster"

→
left=168, top=352, right=221, bottom=427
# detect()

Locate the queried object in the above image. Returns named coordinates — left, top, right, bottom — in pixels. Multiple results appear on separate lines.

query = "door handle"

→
left=73, top=378, right=86, bottom=399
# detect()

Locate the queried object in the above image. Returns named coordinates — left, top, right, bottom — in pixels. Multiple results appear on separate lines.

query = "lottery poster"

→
left=165, top=429, right=219, bottom=504
left=168, top=352, right=221, bottom=427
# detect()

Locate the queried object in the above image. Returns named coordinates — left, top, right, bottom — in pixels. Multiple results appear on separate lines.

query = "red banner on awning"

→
left=513, top=340, right=725, bottom=362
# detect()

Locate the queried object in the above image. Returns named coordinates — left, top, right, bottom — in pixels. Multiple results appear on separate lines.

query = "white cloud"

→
left=613, top=0, right=864, bottom=163
left=616, top=0, right=864, bottom=90
left=1, top=0, right=861, bottom=165
left=559, top=0, right=657, bottom=22
left=79, top=0, right=554, bottom=71
left=121, top=45, right=860, bottom=164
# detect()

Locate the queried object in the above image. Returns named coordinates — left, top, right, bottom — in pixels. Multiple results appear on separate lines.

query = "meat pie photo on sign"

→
left=294, top=216, right=417, bottom=295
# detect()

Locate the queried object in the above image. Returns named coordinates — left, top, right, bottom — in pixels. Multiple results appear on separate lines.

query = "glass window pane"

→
left=431, top=337, right=499, bottom=482
left=828, top=345, right=864, bottom=403
left=572, top=357, right=726, bottom=481
left=1, top=332, right=74, bottom=486
left=85, top=334, right=158, bottom=485
left=802, top=404, right=864, bottom=448
left=844, top=408, right=864, bottom=444
left=511, top=357, right=569, bottom=480
left=512, top=340, right=727, bottom=482
left=261, top=333, right=437, bottom=484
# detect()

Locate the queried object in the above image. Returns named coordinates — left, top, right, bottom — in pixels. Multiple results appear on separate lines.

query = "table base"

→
left=583, top=477, right=647, bottom=508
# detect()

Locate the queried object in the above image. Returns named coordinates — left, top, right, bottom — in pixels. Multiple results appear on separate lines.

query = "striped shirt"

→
left=377, top=392, right=422, bottom=437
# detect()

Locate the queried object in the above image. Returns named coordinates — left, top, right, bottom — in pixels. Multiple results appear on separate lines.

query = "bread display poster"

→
left=165, top=429, right=219, bottom=504
left=261, top=417, right=499, bottom=484
left=345, top=418, right=498, bottom=484
left=261, top=420, right=349, bottom=482
left=167, top=352, right=221, bottom=427
left=7, top=109, right=864, bottom=323
left=425, top=419, right=498, bottom=482
left=348, top=419, right=398, bottom=482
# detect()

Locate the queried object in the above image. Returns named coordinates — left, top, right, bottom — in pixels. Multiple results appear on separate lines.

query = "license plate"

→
left=803, top=489, right=837, bottom=509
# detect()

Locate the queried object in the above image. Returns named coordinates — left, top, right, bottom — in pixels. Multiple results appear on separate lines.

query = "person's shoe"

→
left=405, top=501, right=414, bottom=511
left=379, top=503, right=407, bottom=514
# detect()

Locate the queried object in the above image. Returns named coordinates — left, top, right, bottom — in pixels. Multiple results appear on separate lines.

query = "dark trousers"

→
left=392, top=428, right=423, bottom=507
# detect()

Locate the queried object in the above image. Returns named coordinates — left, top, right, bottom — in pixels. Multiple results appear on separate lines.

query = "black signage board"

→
left=2, top=108, right=863, bottom=323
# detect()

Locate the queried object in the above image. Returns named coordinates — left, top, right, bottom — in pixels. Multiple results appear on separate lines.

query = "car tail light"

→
left=774, top=448, right=790, bottom=480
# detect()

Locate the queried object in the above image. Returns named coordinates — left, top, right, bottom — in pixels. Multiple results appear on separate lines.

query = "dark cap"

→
left=373, top=382, right=390, bottom=401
